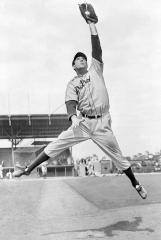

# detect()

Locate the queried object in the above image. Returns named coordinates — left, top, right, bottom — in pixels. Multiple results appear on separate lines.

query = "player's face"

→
left=73, top=56, right=88, bottom=70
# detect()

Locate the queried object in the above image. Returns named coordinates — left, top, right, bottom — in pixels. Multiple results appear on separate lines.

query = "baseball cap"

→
left=72, top=52, right=87, bottom=66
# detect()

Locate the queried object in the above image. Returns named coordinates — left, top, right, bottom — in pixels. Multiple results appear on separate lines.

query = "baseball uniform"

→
left=44, top=35, right=130, bottom=171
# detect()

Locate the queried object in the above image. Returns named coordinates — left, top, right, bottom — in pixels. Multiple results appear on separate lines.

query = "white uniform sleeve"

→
left=65, top=81, right=78, bottom=103
left=91, top=58, right=104, bottom=74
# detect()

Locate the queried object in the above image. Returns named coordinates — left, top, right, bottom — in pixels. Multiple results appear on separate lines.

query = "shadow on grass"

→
left=98, top=216, right=154, bottom=237
left=42, top=216, right=154, bottom=237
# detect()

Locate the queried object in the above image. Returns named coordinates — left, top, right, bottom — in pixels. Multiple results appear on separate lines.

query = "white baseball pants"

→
left=44, top=112, right=130, bottom=170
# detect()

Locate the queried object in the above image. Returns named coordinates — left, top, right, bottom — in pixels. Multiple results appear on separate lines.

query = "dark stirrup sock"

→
left=123, top=167, right=139, bottom=187
left=26, top=151, right=49, bottom=174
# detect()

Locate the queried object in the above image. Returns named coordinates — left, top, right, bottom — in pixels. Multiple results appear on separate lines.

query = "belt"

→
left=81, top=113, right=101, bottom=119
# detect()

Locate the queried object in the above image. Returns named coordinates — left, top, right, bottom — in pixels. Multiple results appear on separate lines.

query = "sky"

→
left=0, top=0, right=161, bottom=159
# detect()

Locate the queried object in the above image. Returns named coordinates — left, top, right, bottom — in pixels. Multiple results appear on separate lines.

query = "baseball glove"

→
left=79, top=3, right=98, bottom=24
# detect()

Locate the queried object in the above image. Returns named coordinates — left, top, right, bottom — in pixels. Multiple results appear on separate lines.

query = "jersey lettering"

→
left=74, top=77, right=90, bottom=94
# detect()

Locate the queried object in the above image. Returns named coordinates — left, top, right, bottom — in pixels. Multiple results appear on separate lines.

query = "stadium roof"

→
left=0, top=114, right=70, bottom=140
left=14, top=146, right=44, bottom=153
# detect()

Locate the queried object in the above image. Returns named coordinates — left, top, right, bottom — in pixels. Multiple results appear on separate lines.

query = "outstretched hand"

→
left=71, top=115, right=85, bottom=128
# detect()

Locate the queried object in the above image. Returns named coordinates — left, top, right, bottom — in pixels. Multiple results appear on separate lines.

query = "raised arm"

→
left=89, top=23, right=102, bottom=63
left=79, top=3, right=102, bottom=63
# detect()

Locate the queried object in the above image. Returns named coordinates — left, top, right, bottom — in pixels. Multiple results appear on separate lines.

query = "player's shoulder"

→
left=71, top=76, right=78, bottom=82
left=66, top=77, right=77, bottom=90
left=91, top=57, right=103, bottom=66
left=89, top=57, right=104, bottom=72
left=68, top=76, right=80, bottom=85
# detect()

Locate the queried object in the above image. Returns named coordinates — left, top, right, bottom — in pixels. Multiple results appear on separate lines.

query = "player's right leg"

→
left=92, top=113, right=147, bottom=199
left=93, top=135, right=147, bottom=199
left=12, top=122, right=90, bottom=178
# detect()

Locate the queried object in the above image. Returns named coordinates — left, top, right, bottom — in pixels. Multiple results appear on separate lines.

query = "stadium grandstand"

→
left=0, top=114, right=75, bottom=177
left=0, top=114, right=70, bottom=140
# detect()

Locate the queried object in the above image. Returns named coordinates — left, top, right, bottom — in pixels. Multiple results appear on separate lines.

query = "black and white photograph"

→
left=0, top=0, right=161, bottom=239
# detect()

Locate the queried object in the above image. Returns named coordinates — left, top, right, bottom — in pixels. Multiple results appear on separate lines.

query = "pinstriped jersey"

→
left=65, top=58, right=110, bottom=116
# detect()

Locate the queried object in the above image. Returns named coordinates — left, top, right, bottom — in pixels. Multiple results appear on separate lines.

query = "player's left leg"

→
left=12, top=151, right=49, bottom=177
left=12, top=119, right=90, bottom=177
left=92, top=113, right=147, bottom=199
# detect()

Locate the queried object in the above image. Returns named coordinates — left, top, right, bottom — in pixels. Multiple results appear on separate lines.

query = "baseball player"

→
left=13, top=3, right=147, bottom=199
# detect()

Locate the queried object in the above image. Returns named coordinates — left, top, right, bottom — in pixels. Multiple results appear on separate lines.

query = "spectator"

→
left=74, top=159, right=80, bottom=176
left=6, top=170, right=12, bottom=179
left=0, top=161, right=4, bottom=179
left=40, top=161, right=48, bottom=178
left=87, top=157, right=95, bottom=176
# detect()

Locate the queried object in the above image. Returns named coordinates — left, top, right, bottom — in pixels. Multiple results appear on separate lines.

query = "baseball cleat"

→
left=12, top=166, right=29, bottom=178
left=135, top=184, right=147, bottom=199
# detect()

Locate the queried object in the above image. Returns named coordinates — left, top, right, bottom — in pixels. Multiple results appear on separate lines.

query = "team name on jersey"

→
left=74, top=76, right=90, bottom=94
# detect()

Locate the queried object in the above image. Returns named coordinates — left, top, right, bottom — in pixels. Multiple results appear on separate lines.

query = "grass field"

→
left=0, top=173, right=161, bottom=240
